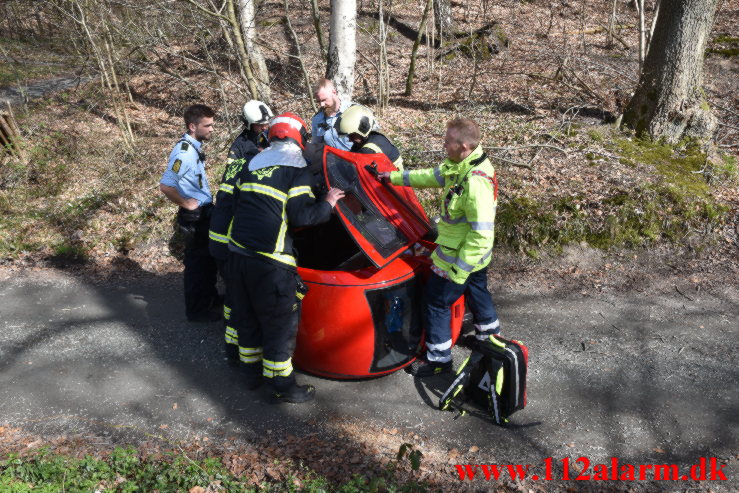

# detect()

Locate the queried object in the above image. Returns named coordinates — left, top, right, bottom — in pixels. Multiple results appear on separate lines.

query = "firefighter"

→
left=209, top=100, right=273, bottom=364
left=159, top=104, right=221, bottom=322
left=379, top=118, right=502, bottom=377
left=310, top=78, right=352, bottom=151
left=337, top=104, right=404, bottom=171
left=227, top=113, right=345, bottom=402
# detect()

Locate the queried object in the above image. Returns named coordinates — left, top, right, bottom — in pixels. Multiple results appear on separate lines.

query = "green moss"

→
left=614, top=137, right=709, bottom=197
left=257, top=16, right=284, bottom=27
left=0, top=445, right=431, bottom=492
left=0, top=208, right=35, bottom=255
left=706, top=34, right=739, bottom=57
left=706, top=47, right=739, bottom=57
left=493, top=25, right=509, bottom=46
left=713, top=35, right=739, bottom=44
left=458, top=33, right=494, bottom=60
left=715, top=153, right=738, bottom=182
left=0, top=37, right=70, bottom=85
left=496, top=196, right=587, bottom=254
left=52, top=241, right=87, bottom=261
left=495, top=138, right=729, bottom=253
left=587, top=129, right=604, bottom=142
left=585, top=184, right=727, bottom=248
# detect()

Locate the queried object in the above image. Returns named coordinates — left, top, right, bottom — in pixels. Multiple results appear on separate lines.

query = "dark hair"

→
left=184, top=104, right=215, bottom=129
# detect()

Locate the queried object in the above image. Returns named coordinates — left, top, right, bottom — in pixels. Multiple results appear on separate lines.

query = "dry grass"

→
left=0, top=0, right=736, bottom=270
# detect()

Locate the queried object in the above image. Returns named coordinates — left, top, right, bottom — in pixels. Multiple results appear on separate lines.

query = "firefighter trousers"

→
left=216, top=257, right=238, bottom=361
left=227, top=252, right=301, bottom=390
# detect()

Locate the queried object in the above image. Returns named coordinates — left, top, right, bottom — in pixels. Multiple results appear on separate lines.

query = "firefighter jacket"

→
left=227, top=140, right=333, bottom=269
left=352, top=131, right=404, bottom=171
left=389, top=145, right=498, bottom=284
left=208, top=128, right=263, bottom=260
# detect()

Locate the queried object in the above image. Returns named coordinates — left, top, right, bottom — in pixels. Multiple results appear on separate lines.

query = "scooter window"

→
left=326, top=153, right=408, bottom=258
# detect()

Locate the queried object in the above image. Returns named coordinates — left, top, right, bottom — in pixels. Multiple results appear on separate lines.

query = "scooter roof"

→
left=322, top=146, right=431, bottom=269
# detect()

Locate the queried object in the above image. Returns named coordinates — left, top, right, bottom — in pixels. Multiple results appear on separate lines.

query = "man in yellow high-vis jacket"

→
left=380, top=118, right=502, bottom=377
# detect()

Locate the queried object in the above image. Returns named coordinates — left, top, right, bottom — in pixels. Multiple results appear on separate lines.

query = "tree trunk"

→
left=284, top=0, right=317, bottom=113
left=310, top=0, right=327, bottom=60
left=433, top=0, right=453, bottom=42
left=405, top=0, right=433, bottom=96
left=622, top=0, right=718, bottom=144
left=326, top=0, right=356, bottom=102
left=237, top=0, right=271, bottom=102
left=636, top=0, right=645, bottom=68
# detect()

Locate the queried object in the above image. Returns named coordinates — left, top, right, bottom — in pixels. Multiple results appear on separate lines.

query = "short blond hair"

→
left=447, top=118, right=481, bottom=148
left=313, top=78, right=336, bottom=95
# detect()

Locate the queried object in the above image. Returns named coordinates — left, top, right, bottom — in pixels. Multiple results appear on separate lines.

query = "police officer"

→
left=159, top=104, right=221, bottom=322
left=379, top=118, right=502, bottom=377
left=310, top=78, right=353, bottom=151
left=209, top=100, right=273, bottom=363
left=337, top=104, right=404, bottom=170
left=227, top=113, right=345, bottom=402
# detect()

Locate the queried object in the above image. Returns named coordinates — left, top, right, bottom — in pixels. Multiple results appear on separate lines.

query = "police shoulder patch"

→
left=172, top=159, right=182, bottom=173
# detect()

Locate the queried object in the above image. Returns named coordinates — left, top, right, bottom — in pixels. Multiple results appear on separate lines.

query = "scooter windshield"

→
left=325, top=150, right=409, bottom=264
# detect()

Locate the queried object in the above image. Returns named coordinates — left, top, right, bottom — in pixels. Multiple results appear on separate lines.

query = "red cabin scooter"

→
left=292, top=147, right=465, bottom=378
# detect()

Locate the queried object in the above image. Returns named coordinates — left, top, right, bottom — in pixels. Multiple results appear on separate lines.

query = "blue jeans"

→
left=424, top=266, right=500, bottom=363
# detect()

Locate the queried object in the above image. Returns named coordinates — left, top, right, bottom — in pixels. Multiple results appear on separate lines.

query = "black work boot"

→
left=224, top=343, right=239, bottom=367
left=187, top=308, right=222, bottom=322
left=405, top=358, right=452, bottom=378
left=270, top=376, right=315, bottom=403
left=240, top=362, right=263, bottom=390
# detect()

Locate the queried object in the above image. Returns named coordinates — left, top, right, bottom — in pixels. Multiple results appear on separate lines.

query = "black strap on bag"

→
left=438, top=346, right=509, bottom=426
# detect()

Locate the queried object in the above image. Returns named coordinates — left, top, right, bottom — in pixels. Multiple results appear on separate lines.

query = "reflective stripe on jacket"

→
left=389, top=145, right=497, bottom=284
left=355, top=132, right=404, bottom=171
left=208, top=130, right=261, bottom=259
left=228, top=146, right=332, bottom=269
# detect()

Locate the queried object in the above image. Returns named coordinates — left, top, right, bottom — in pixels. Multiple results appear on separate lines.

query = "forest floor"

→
left=0, top=0, right=737, bottom=269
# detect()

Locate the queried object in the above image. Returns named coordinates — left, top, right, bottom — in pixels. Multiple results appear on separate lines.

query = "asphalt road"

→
left=0, top=263, right=736, bottom=490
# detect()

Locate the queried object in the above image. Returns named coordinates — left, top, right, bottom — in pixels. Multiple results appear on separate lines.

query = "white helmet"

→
left=337, top=104, right=375, bottom=139
left=242, top=100, right=273, bottom=127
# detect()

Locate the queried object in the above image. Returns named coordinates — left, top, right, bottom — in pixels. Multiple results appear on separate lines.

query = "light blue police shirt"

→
left=310, top=99, right=352, bottom=151
left=160, top=133, right=212, bottom=206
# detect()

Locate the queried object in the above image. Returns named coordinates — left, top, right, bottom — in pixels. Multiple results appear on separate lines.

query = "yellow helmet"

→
left=337, top=104, right=375, bottom=139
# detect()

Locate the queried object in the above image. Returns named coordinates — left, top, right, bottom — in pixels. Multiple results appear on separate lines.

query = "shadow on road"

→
left=0, top=257, right=737, bottom=486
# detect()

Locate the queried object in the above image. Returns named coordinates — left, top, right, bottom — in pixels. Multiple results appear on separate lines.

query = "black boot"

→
left=270, top=376, right=315, bottom=403
left=405, top=358, right=452, bottom=378
left=224, top=343, right=239, bottom=367
left=240, top=362, right=263, bottom=390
